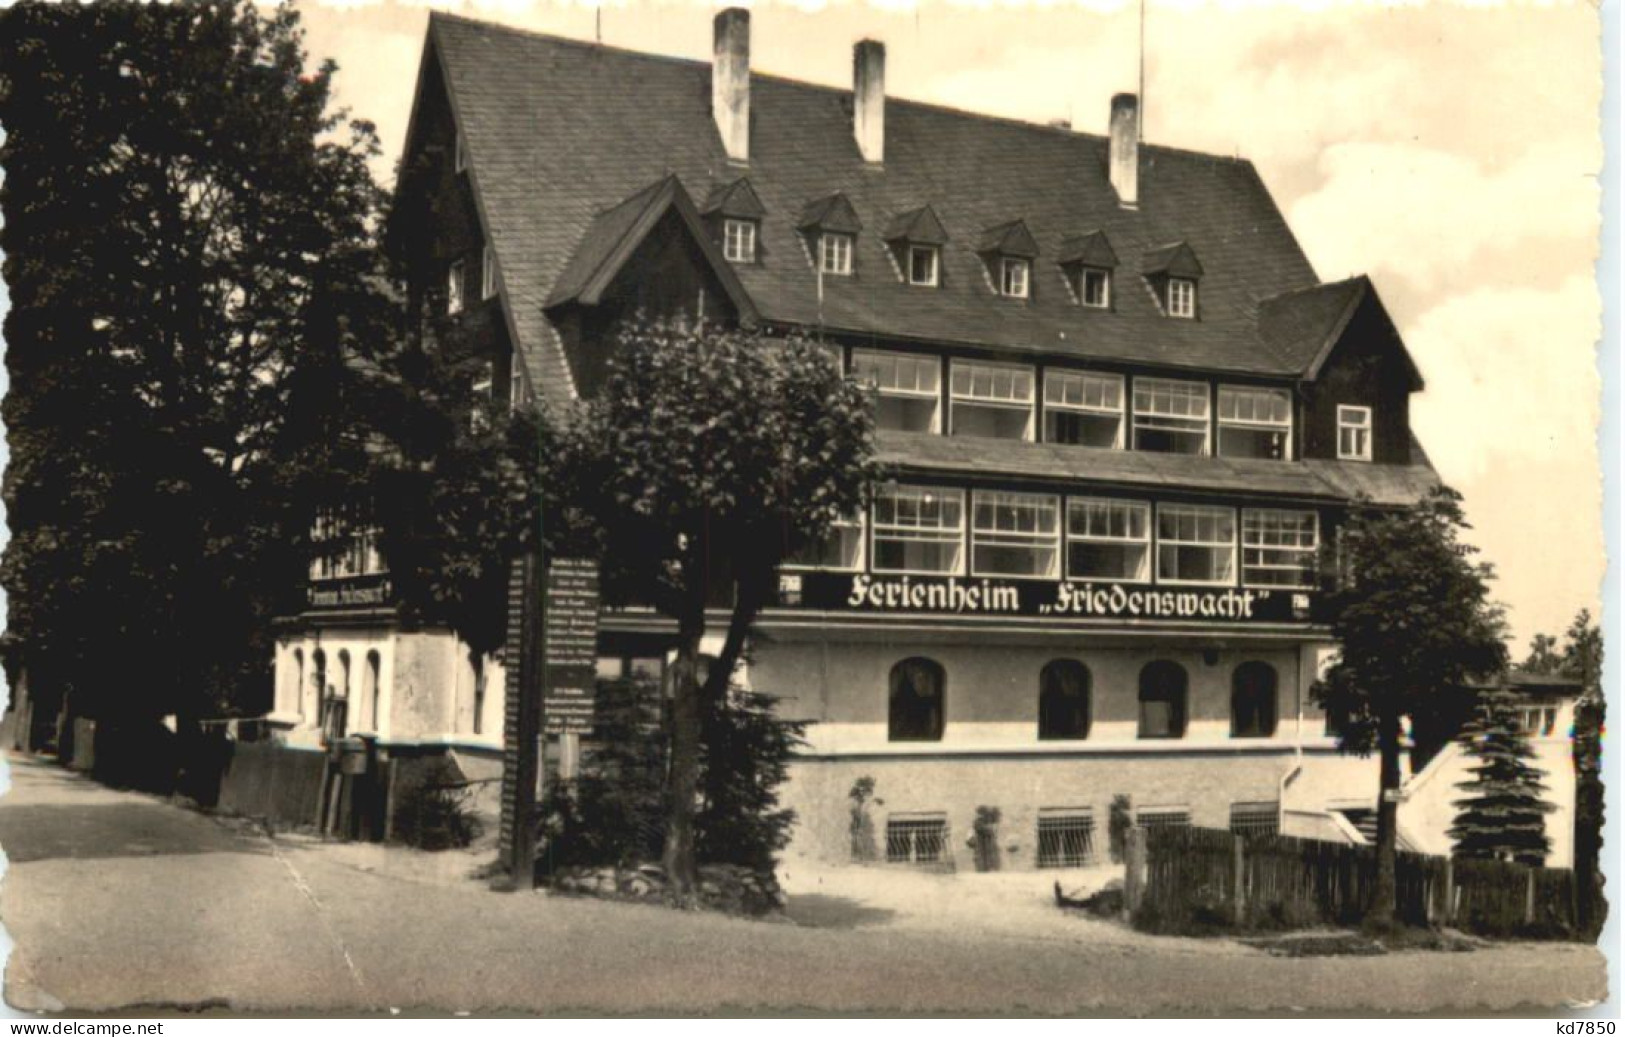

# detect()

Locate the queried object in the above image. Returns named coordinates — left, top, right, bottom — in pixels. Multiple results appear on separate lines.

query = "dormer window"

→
left=1168, top=278, right=1197, bottom=318
left=1141, top=241, right=1204, bottom=320
left=1078, top=268, right=1111, bottom=308
left=447, top=259, right=465, bottom=315
left=1338, top=405, right=1373, bottom=461
left=908, top=245, right=939, bottom=286
left=1000, top=258, right=1030, bottom=299
left=884, top=205, right=950, bottom=289
left=723, top=218, right=757, bottom=263
left=820, top=232, right=854, bottom=276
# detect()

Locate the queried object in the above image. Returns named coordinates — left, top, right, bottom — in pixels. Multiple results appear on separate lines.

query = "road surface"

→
left=0, top=754, right=1608, bottom=1015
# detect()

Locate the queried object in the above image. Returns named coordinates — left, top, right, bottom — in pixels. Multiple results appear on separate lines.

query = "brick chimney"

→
left=1109, top=93, right=1139, bottom=209
left=853, top=39, right=885, bottom=164
left=713, top=8, right=751, bottom=163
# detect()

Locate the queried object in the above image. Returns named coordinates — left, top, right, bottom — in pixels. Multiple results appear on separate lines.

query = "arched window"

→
left=1138, top=661, right=1188, bottom=739
left=311, top=649, right=327, bottom=732
left=1231, top=661, right=1278, bottom=738
left=889, top=657, right=945, bottom=742
left=1038, top=660, right=1091, bottom=740
left=364, top=651, right=381, bottom=732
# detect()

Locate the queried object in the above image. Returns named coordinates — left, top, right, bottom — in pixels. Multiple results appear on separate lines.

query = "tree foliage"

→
left=0, top=1, right=388, bottom=754
left=1448, top=685, right=1554, bottom=866
left=554, top=316, right=880, bottom=894
left=1312, top=486, right=1508, bottom=927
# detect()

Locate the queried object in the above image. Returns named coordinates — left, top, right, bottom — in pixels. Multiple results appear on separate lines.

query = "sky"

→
left=295, top=0, right=1605, bottom=650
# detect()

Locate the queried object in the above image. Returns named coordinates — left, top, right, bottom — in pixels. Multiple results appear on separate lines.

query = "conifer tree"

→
left=1448, top=684, right=1554, bottom=866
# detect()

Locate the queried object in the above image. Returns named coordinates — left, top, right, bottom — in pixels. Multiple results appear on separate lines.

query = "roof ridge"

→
left=428, top=9, right=1259, bottom=169
left=1258, top=274, right=1369, bottom=306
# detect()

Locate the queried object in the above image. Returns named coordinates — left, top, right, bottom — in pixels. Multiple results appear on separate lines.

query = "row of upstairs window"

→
left=847, top=348, right=1373, bottom=462
left=723, top=218, right=1193, bottom=316
left=789, top=484, right=1321, bottom=590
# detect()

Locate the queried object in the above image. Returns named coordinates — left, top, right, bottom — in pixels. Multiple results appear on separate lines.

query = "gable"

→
left=1057, top=230, right=1118, bottom=269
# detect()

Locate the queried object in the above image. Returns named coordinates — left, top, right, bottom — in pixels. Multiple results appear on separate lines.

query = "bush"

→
left=393, top=760, right=483, bottom=851
left=537, top=675, right=807, bottom=875
left=1108, top=794, right=1133, bottom=864
left=848, top=776, right=878, bottom=862
left=972, top=806, right=1001, bottom=872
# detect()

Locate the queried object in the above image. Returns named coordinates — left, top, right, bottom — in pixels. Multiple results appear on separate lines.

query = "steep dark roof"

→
left=701, top=178, right=767, bottom=219
left=1057, top=230, right=1118, bottom=268
left=798, top=193, right=863, bottom=234
left=884, top=205, right=950, bottom=245
left=1257, top=276, right=1425, bottom=390
left=1142, top=241, right=1204, bottom=278
left=417, top=13, right=1364, bottom=393
left=977, top=219, right=1041, bottom=258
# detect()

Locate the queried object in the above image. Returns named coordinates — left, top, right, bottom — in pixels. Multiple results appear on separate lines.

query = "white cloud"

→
left=1289, top=141, right=1599, bottom=293
left=1407, top=275, right=1600, bottom=486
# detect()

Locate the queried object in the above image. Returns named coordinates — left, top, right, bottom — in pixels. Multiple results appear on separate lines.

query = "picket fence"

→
left=1132, top=825, right=1582, bottom=939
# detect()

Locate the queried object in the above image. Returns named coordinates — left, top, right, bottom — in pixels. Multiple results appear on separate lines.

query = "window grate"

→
left=1037, top=812, right=1095, bottom=868
left=885, top=816, right=949, bottom=864
left=1137, top=807, right=1191, bottom=832
left=1229, top=802, right=1279, bottom=839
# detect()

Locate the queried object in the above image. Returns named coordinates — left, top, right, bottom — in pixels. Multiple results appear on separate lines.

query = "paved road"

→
left=0, top=754, right=1609, bottom=1015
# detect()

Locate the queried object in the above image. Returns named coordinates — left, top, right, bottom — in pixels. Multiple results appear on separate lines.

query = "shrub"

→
left=848, top=776, right=878, bottom=862
left=393, top=760, right=483, bottom=851
left=972, top=806, right=1001, bottom=872
left=1108, top=794, right=1133, bottom=864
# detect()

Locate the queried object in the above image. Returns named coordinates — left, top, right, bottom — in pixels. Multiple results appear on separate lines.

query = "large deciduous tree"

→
left=0, top=0, right=387, bottom=781
left=558, top=317, right=879, bottom=896
left=1313, top=486, right=1508, bottom=930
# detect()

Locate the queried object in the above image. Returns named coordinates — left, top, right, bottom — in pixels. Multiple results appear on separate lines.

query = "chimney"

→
left=1109, top=93, right=1139, bottom=209
left=713, top=8, right=751, bottom=163
left=853, top=39, right=885, bottom=164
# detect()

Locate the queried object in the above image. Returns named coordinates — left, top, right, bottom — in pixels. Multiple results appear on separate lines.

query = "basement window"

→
left=885, top=814, right=949, bottom=863
left=1037, top=810, right=1096, bottom=867
left=1137, top=806, right=1192, bottom=831
left=1229, top=802, right=1279, bottom=839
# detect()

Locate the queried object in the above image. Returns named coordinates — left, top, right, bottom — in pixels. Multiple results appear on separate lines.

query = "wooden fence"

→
left=1131, top=825, right=1582, bottom=939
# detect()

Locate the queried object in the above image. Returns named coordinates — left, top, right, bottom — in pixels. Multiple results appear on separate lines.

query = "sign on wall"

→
left=543, top=558, right=601, bottom=734
left=779, top=572, right=1313, bottom=623
left=306, top=574, right=393, bottom=609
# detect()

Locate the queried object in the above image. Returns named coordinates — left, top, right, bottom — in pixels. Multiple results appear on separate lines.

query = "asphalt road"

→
left=0, top=754, right=1609, bottom=1016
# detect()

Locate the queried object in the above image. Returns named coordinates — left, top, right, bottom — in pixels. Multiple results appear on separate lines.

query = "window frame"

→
left=783, top=512, right=867, bottom=573
left=1241, top=508, right=1319, bottom=590
left=950, top=359, right=1036, bottom=441
left=1137, top=661, right=1189, bottom=740
left=1074, top=266, right=1111, bottom=309
left=871, top=484, right=966, bottom=577
left=852, top=349, right=942, bottom=434
left=998, top=256, right=1031, bottom=299
left=970, top=490, right=1061, bottom=579
left=1167, top=277, right=1197, bottom=318
left=819, top=231, right=854, bottom=276
left=1065, top=496, right=1152, bottom=583
left=454, top=130, right=468, bottom=174
left=481, top=244, right=498, bottom=300
left=1230, top=661, right=1280, bottom=739
left=723, top=218, right=758, bottom=264
left=888, top=658, right=946, bottom=743
left=1132, top=377, right=1211, bottom=456
left=1038, top=660, right=1092, bottom=742
left=1217, top=385, right=1293, bottom=460
left=1155, top=502, right=1238, bottom=587
left=447, top=259, right=466, bottom=315
left=1337, top=404, right=1373, bottom=461
left=907, top=244, right=940, bottom=287
left=1044, top=370, right=1125, bottom=448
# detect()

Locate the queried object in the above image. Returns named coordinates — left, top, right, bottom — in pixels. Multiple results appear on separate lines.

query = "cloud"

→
left=1289, top=141, right=1600, bottom=294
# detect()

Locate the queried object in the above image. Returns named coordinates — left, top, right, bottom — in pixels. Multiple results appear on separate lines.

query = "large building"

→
left=264, top=10, right=1574, bottom=869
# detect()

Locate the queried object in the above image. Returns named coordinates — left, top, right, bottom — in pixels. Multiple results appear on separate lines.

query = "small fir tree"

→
left=1448, top=685, right=1555, bottom=866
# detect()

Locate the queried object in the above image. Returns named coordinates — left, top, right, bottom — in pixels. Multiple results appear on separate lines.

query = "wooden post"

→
left=381, top=758, right=399, bottom=843
left=1525, top=867, right=1537, bottom=926
left=1123, top=826, right=1147, bottom=917
left=1231, top=832, right=1247, bottom=927
left=1449, top=858, right=1462, bottom=929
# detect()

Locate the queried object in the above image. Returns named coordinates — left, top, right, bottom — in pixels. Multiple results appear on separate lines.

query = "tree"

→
left=1522, top=633, right=1565, bottom=676
left=557, top=317, right=878, bottom=896
left=1448, top=685, right=1554, bottom=865
left=0, top=1, right=388, bottom=783
left=1313, top=486, right=1508, bottom=930
left=1560, top=610, right=1606, bottom=936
